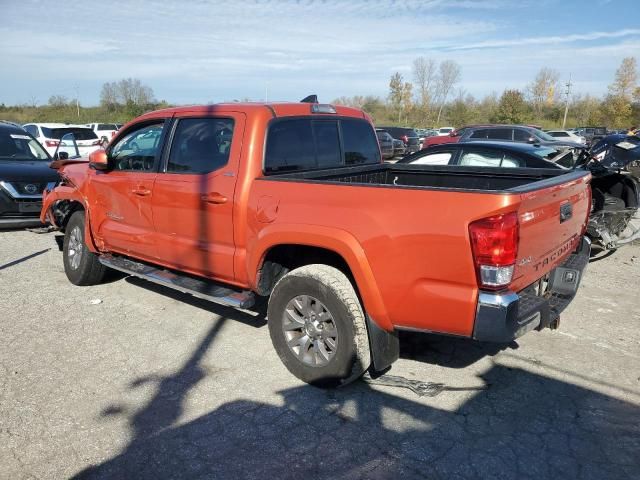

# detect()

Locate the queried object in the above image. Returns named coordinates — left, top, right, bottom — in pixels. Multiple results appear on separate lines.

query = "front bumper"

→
left=473, top=236, right=591, bottom=343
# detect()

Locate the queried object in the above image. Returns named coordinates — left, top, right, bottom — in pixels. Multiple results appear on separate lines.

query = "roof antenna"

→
left=300, top=94, right=318, bottom=103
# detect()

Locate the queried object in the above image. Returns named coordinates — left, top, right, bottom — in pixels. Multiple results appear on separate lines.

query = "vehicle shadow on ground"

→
left=0, top=248, right=50, bottom=271
left=124, top=276, right=267, bottom=328
left=399, top=331, right=516, bottom=369
left=71, top=317, right=639, bottom=480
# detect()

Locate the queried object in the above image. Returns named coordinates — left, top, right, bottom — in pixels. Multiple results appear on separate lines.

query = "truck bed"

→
left=267, top=163, right=586, bottom=193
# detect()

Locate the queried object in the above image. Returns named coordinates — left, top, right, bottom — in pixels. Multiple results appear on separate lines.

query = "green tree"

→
left=603, top=57, right=637, bottom=128
left=388, top=72, right=413, bottom=124
left=493, top=89, right=529, bottom=124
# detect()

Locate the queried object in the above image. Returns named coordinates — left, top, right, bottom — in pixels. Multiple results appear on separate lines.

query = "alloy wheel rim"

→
left=282, top=295, right=338, bottom=367
left=68, top=226, right=83, bottom=270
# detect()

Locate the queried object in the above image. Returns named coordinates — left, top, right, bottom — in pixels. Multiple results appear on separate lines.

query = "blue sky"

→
left=1, top=0, right=638, bottom=106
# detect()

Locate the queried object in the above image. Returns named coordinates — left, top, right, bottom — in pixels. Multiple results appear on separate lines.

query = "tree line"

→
left=1, top=58, right=638, bottom=129
left=0, top=78, right=167, bottom=125
left=334, top=57, right=640, bottom=129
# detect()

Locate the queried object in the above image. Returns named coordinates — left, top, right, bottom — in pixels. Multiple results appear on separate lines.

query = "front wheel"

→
left=63, top=211, right=107, bottom=286
left=267, top=264, right=371, bottom=387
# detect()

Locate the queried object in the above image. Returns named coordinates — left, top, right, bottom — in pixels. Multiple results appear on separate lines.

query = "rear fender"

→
left=249, top=224, right=393, bottom=331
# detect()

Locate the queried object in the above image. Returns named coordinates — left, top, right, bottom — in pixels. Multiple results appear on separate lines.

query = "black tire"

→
left=63, top=211, right=107, bottom=286
left=267, top=264, right=370, bottom=387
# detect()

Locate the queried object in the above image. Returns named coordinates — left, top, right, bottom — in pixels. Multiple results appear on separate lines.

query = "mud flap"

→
left=366, top=315, right=399, bottom=372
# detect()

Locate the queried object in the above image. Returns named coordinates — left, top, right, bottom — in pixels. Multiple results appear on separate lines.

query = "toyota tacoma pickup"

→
left=41, top=99, right=592, bottom=386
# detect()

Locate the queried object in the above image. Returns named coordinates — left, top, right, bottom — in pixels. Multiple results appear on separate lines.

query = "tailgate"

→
left=510, top=172, right=591, bottom=291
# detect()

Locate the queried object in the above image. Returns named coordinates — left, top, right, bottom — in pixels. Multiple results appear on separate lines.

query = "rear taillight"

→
left=111, top=131, right=116, bottom=137
left=401, top=135, right=408, bottom=144
left=45, top=140, right=59, bottom=147
left=469, top=212, right=519, bottom=290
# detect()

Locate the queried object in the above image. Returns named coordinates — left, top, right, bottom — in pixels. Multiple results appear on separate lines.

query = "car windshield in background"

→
left=0, top=132, right=50, bottom=161
left=42, top=127, right=98, bottom=140
left=533, top=129, right=555, bottom=141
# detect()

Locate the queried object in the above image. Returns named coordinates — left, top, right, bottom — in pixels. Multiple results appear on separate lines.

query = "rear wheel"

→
left=63, top=211, right=106, bottom=286
left=267, top=264, right=370, bottom=387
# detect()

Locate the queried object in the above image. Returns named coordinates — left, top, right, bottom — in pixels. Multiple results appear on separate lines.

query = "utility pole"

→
left=562, top=74, right=572, bottom=129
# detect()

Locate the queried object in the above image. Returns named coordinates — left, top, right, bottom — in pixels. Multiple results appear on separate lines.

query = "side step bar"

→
left=99, top=254, right=255, bottom=309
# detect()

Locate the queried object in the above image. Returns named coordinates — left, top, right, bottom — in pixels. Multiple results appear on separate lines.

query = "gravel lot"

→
left=1, top=230, right=639, bottom=480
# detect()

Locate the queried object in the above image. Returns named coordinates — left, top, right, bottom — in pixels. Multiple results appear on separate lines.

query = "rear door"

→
left=510, top=172, right=591, bottom=291
left=90, top=120, right=168, bottom=261
left=151, top=113, right=245, bottom=282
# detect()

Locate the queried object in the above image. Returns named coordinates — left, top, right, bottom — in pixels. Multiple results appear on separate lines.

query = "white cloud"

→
left=1, top=0, right=638, bottom=105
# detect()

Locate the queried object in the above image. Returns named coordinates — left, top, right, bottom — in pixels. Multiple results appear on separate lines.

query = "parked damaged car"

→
left=583, top=134, right=640, bottom=251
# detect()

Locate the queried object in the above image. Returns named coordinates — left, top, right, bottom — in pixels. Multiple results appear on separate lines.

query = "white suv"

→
left=86, top=123, right=121, bottom=146
left=23, top=123, right=102, bottom=157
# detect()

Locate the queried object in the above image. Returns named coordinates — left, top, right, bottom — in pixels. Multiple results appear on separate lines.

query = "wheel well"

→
left=53, top=200, right=85, bottom=231
left=257, top=244, right=356, bottom=296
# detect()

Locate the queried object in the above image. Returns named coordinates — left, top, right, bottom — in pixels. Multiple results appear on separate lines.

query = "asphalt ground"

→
left=1, top=229, right=639, bottom=479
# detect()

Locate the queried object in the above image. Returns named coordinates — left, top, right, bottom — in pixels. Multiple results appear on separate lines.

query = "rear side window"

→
left=459, top=149, right=523, bottom=168
left=97, top=124, right=117, bottom=131
left=487, top=128, right=512, bottom=140
left=167, top=118, right=234, bottom=174
left=265, top=119, right=317, bottom=173
left=264, top=117, right=379, bottom=174
left=469, top=129, right=488, bottom=139
left=409, top=151, right=453, bottom=165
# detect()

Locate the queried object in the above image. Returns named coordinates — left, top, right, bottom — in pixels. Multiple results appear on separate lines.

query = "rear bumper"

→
left=472, top=236, right=591, bottom=343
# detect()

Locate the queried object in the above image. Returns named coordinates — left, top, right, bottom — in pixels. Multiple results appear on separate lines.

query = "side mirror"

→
left=53, top=151, right=69, bottom=161
left=527, top=137, right=536, bottom=144
left=89, top=149, right=109, bottom=171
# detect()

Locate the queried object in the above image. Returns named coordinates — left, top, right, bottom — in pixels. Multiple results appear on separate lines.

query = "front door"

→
left=152, top=114, right=244, bottom=282
left=90, top=121, right=167, bottom=261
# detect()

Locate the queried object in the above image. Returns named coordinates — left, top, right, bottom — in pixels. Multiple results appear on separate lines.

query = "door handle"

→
left=201, top=192, right=228, bottom=204
left=131, top=187, right=151, bottom=196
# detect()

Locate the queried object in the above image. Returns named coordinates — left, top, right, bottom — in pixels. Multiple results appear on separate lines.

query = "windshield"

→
left=41, top=127, right=98, bottom=140
left=0, top=132, right=50, bottom=160
left=532, top=129, right=555, bottom=141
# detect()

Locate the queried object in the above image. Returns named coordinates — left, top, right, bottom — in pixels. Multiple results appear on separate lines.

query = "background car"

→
left=375, top=129, right=395, bottom=160
left=575, top=126, right=608, bottom=145
left=397, top=141, right=567, bottom=169
left=392, top=138, right=405, bottom=157
left=23, top=123, right=102, bottom=157
left=86, top=123, right=121, bottom=146
left=377, top=126, right=420, bottom=154
left=437, top=127, right=454, bottom=136
left=456, top=124, right=583, bottom=150
left=546, top=129, right=586, bottom=144
left=0, top=121, right=58, bottom=228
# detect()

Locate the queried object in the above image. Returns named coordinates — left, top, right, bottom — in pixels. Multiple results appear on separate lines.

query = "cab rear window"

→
left=264, top=117, right=380, bottom=174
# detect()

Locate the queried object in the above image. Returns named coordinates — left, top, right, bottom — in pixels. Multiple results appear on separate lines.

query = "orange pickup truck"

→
left=41, top=100, right=592, bottom=386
